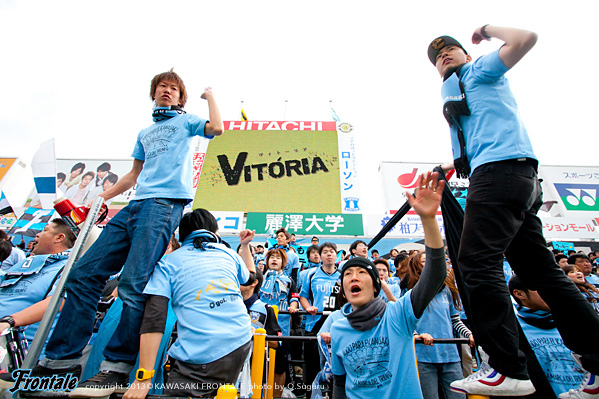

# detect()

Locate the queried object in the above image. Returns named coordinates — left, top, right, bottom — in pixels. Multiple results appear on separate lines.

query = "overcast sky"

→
left=1, top=0, right=597, bottom=214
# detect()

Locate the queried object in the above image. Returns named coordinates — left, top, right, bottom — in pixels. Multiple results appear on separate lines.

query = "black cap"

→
left=428, top=35, right=467, bottom=65
left=341, top=257, right=382, bottom=298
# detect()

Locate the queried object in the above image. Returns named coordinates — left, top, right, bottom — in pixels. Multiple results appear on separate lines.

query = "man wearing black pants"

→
left=429, top=25, right=599, bottom=398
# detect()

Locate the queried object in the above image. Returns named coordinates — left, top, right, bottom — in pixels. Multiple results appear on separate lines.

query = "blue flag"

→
left=8, top=207, right=55, bottom=237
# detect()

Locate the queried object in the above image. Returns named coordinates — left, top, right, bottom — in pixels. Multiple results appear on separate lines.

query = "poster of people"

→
left=24, top=159, right=134, bottom=226
left=55, top=159, right=134, bottom=206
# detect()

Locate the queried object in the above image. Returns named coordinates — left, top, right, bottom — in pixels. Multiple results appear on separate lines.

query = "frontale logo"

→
left=554, top=183, right=599, bottom=211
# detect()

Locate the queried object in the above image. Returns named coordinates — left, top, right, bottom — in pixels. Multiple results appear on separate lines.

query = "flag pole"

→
left=241, top=101, right=247, bottom=122
left=283, top=99, right=288, bottom=121
left=329, top=100, right=340, bottom=122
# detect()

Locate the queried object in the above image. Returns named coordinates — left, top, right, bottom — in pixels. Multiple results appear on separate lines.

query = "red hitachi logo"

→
left=225, top=121, right=336, bottom=131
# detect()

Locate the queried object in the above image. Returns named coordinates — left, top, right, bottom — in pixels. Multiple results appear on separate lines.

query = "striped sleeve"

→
left=451, top=314, right=472, bottom=338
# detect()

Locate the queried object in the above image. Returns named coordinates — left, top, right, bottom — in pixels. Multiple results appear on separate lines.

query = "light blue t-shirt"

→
left=331, top=293, right=422, bottom=399
left=415, top=286, right=460, bottom=364
left=515, top=305, right=584, bottom=396
left=387, top=276, right=400, bottom=285
left=143, top=241, right=252, bottom=364
left=442, top=49, right=536, bottom=174
left=379, top=283, right=401, bottom=304
left=318, top=308, right=346, bottom=335
left=586, top=274, right=599, bottom=287
left=1, top=247, right=26, bottom=272
left=132, top=113, right=210, bottom=201
left=299, top=267, right=341, bottom=332
left=297, top=262, right=320, bottom=293
left=0, top=251, right=69, bottom=342
left=282, top=248, right=300, bottom=277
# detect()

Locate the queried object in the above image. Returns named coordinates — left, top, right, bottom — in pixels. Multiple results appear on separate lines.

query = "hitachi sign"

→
left=224, top=121, right=337, bottom=131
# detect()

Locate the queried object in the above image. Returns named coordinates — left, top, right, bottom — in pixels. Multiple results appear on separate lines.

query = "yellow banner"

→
left=194, top=122, right=341, bottom=213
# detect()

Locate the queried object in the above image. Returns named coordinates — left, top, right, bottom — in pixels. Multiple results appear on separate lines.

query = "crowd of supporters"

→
left=2, top=209, right=599, bottom=398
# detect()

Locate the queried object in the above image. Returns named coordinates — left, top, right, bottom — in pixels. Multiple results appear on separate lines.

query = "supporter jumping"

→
left=0, top=69, right=224, bottom=398
left=429, top=25, right=599, bottom=397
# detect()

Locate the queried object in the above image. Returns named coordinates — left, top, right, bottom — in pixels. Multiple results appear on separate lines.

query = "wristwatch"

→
left=135, top=368, right=155, bottom=381
left=0, top=316, right=15, bottom=327
left=481, top=24, right=491, bottom=40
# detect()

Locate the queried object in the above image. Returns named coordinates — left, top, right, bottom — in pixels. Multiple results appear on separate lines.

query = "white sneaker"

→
left=559, top=354, right=599, bottom=398
left=450, top=362, right=536, bottom=396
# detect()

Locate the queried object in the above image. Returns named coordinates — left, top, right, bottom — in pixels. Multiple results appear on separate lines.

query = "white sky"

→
left=1, top=0, right=597, bottom=214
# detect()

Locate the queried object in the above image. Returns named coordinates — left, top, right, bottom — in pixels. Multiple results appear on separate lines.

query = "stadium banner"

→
left=365, top=213, right=445, bottom=238
left=379, top=162, right=469, bottom=213
left=193, top=121, right=347, bottom=214
left=337, top=122, right=361, bottom=213
left=541, top=217, right=599, bottom=240
left=246, top=212, right=364, bottom=236
left=211, top=211, right=245, bottom=234
left=0, top=158, right=17, bottom=183
left=191, top=138, right=210, bottom=192
left=539, top=165, right=599, bottom=218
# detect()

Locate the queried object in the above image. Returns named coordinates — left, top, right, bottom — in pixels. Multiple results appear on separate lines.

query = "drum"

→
left=0, top=328, right=28, bottom=374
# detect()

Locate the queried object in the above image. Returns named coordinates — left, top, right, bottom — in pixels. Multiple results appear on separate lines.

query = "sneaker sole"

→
left=68, top=386, right=115, bottom=398
left=0, top=379, right=15, bottom=390
left=450, top=385, right=536, bottom=396
left=21, top=391, right=71, bottom=398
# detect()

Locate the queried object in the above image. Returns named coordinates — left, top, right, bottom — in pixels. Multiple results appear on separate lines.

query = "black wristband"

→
left=0, top=316, right=15, bottom=327
left=481, top=24, right=491, bottom=40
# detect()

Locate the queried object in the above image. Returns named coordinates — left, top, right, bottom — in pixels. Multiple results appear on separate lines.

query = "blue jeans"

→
left=417, top=362, right=465, bottom=399
left=43, top=198, right=185, bottom=370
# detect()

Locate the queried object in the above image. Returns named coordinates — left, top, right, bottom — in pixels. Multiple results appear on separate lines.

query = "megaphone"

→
left=54, top=198, right=108, bottom=255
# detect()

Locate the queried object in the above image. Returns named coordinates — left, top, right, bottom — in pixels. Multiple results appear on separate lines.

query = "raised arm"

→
left=201, top=88, right=224, bottom=136
left=380, top=280, right=397, bottom=302
left=96, top=159, right=144, bottom=202
left=406, top=172, right=448, bottom=318
left=472, top=25, right=538, bottom=69
left=239, top=229, right=256, bottom=274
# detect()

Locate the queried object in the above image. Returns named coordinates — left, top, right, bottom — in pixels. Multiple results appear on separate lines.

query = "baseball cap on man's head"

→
left=428, top=35, right=468, bottom=65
